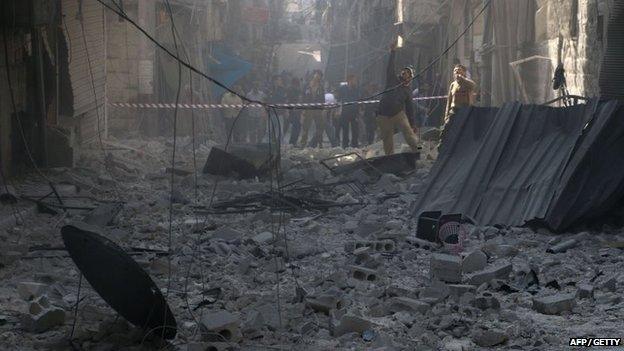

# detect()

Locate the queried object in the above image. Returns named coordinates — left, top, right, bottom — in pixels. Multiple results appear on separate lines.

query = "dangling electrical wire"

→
left=161, top=0, right=183, bottom=341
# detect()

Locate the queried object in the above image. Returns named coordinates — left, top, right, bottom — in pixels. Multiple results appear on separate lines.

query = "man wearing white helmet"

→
left=376, top=42, right=420, bottom=155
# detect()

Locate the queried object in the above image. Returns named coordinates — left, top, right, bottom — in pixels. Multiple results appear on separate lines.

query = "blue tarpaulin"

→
left=208, top=47, right=253, bottom=100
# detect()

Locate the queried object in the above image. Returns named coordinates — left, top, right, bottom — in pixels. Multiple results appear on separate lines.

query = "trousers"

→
left=376, top=110, right=420, bottom=155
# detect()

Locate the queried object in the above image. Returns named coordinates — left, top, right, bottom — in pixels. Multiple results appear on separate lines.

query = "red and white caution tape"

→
left=108, top=96, right=447, bottom=110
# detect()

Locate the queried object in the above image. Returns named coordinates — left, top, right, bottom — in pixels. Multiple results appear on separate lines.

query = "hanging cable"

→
left=161, top=0, right=183, bottom=340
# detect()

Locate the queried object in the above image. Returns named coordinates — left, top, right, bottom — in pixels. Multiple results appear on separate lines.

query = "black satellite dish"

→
left=61, top=222, right=177, bottom=339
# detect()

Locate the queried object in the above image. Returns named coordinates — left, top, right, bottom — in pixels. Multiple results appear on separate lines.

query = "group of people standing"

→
left=220, top=70, right=381, bottom=149
left=220, top=42, right=476, bottom=156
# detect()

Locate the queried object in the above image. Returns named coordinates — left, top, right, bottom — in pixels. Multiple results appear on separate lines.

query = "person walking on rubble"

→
left=441, top=64, right=476, bottom=142
left=376, top=42, right=421, bottom=155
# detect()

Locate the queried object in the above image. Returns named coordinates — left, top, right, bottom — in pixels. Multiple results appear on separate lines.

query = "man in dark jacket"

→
left=337, top=74, right=362, bottom=148
left=377, top=43, right=420, bottom=155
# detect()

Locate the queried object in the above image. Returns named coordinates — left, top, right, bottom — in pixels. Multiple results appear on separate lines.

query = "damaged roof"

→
left=413, top=99, right=624, bottom=232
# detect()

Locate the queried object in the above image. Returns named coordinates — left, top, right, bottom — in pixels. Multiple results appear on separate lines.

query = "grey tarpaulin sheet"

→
left=413, top=99, right=624, bottom=232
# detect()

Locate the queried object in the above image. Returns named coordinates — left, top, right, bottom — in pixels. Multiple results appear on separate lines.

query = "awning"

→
left=413, top=99, right=624, bottom=232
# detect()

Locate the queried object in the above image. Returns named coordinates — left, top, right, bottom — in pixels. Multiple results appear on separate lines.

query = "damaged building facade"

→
left=1, top=0, right=624, bottom=350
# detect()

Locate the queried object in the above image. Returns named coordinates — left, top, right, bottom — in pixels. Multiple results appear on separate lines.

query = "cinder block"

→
left=407, top=237, right=437, bottom=250
left=351, top=266, right=378, bottom=282
left=532, top=293, right=576, bottom=315
left=577, top=284, right=594, bottom=299
left=430, top=254, right=462, bottom=283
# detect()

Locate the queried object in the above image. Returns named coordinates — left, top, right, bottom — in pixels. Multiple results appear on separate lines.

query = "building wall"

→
left=61, top=0, right=107, bottom=145
left=106, top=3, right=143, bottom=132
left=540, top=0, right=611, bottom=97
left=0, top=32, right=29, bottom=176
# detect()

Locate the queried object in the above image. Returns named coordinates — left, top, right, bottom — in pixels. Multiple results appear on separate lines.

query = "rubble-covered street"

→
left=1, top=137, right=623, bottom=350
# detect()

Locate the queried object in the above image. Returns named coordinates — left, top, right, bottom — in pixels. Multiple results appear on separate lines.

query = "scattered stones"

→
left=532, top=293, right=576, bottom=315
left=17, top=282, right=48, bottom=301
left=20, top=296, right=65, bottom=333
left=5, top=140, right=624, bottom=350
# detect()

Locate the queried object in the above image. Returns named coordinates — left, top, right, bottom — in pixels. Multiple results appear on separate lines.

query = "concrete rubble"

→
left=1, top=138, right=623, bottom=350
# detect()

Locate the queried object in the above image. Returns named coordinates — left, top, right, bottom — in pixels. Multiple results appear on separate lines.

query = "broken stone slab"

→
left=305, top=295, right=342, bottom=315
left=385, top=297, right=429, bottom=314
left=333, top=314, right=374, bottom=337
left=465, top=262, right=513, bottom=286
left=473, top=329, right=508, bottom=347
left=17, top=282, right=48, bottom=301
left=577, top=284, right=594, bottom=299
left=532, top=293, right=576, bottom=315
left=430, top=254, right=462, bottom=283
left=461, top=250, right=487, bottom=274
left=200, top=311, right=241, bottom=342
left=351, top=266, right=378, bottom=282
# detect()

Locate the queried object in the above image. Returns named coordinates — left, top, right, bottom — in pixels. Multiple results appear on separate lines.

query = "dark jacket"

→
left=337, top=84, right=361, bottom=116
left=378, top=50, right=414, bottom=122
